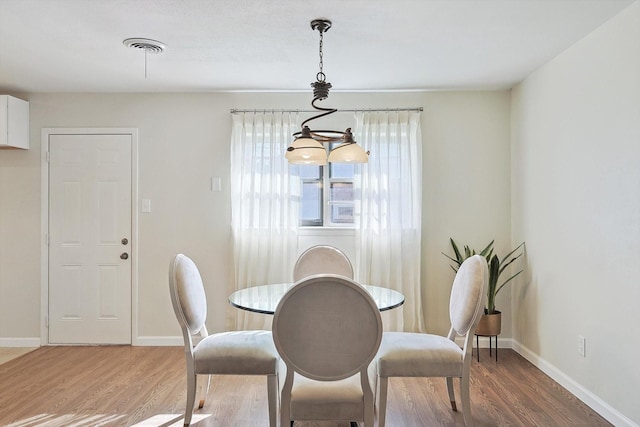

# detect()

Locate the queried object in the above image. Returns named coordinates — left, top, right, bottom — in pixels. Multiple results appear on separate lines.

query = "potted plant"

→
left=442, top=238, right=525, bottom=336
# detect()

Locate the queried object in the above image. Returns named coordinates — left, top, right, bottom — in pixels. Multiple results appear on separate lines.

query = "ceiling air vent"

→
left=123, top=38, right=166, bottom=54
left=123, top=38, right=166, bottom=78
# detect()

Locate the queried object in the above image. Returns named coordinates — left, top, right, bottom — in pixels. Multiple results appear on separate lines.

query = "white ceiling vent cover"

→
left=123, top=38, right=166, bottom=54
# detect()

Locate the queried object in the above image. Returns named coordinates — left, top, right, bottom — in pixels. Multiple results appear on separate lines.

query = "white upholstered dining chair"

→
left=169, top=253, right=279, bottom=426
left=375, top=254, right=489, bottom=427
left=272, top=274, right=382, bottom=427
left=293, top=245, right=354, bottom=281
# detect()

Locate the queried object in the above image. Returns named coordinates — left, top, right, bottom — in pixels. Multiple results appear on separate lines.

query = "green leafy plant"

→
left=442, top=238, right=525, bottom=314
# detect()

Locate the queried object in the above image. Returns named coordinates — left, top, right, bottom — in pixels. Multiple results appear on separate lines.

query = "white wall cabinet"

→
left=0, top=95, right=29, bottom=149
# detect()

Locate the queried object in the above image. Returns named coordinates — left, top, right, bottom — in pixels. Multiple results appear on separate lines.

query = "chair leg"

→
left=184, top=367, right=196, bottom=426
left=377, top=376, right=389, bottom=427
left=446, top=377, right=457, bottom=411
left=197, top=374, right=210, bottom=409
left=280, top=372, right=293, bottom=427
left=460, top=375, right=473, bottom=427
left=267, top=374, right=278, bottom=427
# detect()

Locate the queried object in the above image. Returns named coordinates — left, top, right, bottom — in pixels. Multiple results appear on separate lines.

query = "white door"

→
left=48, top=134, right=132, bottom=344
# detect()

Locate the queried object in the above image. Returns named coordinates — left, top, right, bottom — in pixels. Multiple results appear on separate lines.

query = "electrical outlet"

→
left=578, top=335, right=586, bottom=358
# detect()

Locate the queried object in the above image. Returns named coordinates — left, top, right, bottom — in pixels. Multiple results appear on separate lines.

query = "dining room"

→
left=1, top=1, right=639, bottom=426
left=0, top=250, right=612, bottom=426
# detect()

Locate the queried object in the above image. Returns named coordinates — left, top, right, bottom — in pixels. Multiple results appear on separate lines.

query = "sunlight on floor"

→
left=5, top=413, right=211, bottom=427
left=4, top=413, right=126, bottom=426
left=131, top=414, right=212, bottom=426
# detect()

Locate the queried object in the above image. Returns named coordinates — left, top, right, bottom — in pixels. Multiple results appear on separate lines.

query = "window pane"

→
left=330, top=182, right=353, bottom=202
left=330, top=182, right=354, bottom=224
left=301, top=181, right=322, bottom=226
left=329, top=162, right=354, bottom=179
left=331, top=204, right=354, bottom=224
left=299, top=164, right=321, bottom=179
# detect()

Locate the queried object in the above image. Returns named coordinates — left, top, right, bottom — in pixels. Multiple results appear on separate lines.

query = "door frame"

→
left=41, top=128, right=139, bottom=346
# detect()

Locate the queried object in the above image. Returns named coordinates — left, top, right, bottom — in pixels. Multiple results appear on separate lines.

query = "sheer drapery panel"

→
left=354, top=111, right=424, bottom=332
left=229, top=112, right=300, bottom=330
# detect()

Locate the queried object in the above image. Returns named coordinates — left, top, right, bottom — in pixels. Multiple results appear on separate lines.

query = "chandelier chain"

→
left=317, top=29, right=325, bottom=82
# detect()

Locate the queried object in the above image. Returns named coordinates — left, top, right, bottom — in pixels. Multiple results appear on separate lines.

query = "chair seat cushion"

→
left=376, top=332, right=463, bottom=378
left=290, top=373, right=364, bottom=421
left=194, top=330, right=278, bottom=375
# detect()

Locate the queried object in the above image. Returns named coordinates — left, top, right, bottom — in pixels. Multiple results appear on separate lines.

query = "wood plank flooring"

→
left=0, top=347, right=36, bottom=365
left=0, top=346, right=610, bottom=426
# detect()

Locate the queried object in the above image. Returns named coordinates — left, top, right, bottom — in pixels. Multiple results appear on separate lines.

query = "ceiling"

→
left=0, top=0, right=634, bottom=93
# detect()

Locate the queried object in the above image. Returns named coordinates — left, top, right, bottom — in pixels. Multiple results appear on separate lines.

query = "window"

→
left=300, top=166, right=323, bottom=226
left=299, top=146, right=355, bottom=227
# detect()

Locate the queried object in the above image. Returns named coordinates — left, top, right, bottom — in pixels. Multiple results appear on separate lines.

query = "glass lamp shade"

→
left=286, top=137, right=327, bottom=165
left=328, top=142, right=369, bottom=163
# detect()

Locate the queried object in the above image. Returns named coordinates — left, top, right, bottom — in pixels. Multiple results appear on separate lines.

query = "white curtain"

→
left=228, top=112, right=300, bottom=330
left=354, top=111, right=425, bottom=332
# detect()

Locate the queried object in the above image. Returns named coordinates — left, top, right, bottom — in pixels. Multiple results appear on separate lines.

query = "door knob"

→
left=121, top=238, right=128, bottom=245
left=120, top=252, right=129, bottom=260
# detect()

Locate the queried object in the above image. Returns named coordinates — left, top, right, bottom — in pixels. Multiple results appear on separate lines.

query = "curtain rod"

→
left=230, top=107, right=423, bottom=114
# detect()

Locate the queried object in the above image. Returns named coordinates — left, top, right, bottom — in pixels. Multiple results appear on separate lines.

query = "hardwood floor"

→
left=0, top=346, right=610, bottom=426
left=0, top=347, right=36, bottom=365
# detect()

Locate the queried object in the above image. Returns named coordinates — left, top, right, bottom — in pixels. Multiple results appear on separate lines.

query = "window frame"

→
left=298, top=161, right=356, bottom=228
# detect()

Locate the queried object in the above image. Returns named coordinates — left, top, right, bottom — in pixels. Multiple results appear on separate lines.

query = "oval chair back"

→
left=169, top=253, right=207, bottom=340
left=450, top=254, right=489, bottom=336
left=293, top=245, right=354, bottom=281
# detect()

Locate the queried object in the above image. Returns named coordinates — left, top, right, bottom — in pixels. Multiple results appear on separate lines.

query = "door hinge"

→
left=45, top=151, right=50, bottom=163
left=45, top=234, right=50, bottom=246
left=44, top=315, right=49, bottom=328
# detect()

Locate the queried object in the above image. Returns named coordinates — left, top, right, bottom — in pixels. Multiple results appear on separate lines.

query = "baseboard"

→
left=474, top=336, right=513, bottom=348
left=1, top=336, right=183, bottom=347
left=0, top=337, right=40, bottom=347
left=512, top=340, right=638, bottom=427
left=456, top=335, right=514, bottom=349
left=133, top=336, right=183, bottom=346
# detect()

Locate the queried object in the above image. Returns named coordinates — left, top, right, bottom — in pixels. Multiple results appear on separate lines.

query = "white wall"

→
left=511, top=2, right=640, bottom=425
left=421, top=92, right=512, bottom=334
left=0, top=90, right=511, bottom=343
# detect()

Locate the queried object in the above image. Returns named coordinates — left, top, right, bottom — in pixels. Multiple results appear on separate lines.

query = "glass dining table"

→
left=229, top=282, right=405, bottom=314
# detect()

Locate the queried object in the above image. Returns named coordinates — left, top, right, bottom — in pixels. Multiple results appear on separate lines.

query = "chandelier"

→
left=285, top=19, right=369, bottom=165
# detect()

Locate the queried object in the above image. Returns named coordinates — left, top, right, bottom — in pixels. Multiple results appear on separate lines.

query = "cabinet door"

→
left=0, top=95, right=29, bottom=149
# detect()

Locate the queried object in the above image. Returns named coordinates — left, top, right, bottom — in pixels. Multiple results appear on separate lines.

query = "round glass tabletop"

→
left=229, top=282, right=404, bottom=315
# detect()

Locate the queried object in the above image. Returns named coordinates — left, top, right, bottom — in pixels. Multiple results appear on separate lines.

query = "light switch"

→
left=142, top=199, right=152, bottom=213
left=211, top=176, right=222, bottom=192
